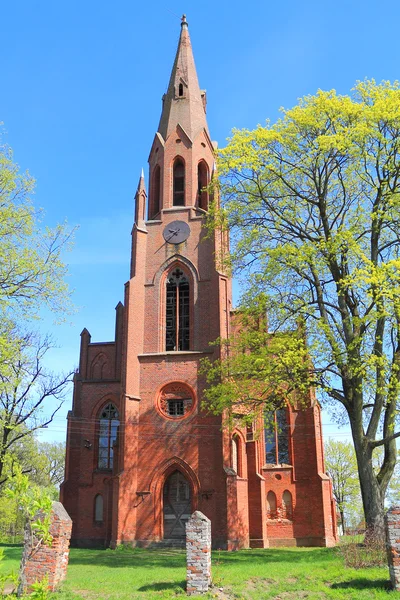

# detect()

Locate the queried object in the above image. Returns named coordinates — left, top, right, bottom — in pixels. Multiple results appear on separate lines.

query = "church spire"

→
left=157, top=15, right=209, bottom=141
left=134, top=168, right=147, bottom=227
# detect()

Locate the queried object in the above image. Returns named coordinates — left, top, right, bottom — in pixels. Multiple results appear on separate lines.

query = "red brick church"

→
left=61, top=17, right=337, bottom=549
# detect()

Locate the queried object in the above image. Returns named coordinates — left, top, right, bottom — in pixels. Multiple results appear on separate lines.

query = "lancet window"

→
left=197, top=161, right=209, bottom=210
left=173, top=158, right=185, bottom=206
left=232, top=435, right=241, bottom=476
left=94, top=494, right=103, bottom=523
left=98, top=403, right=119, bottom=470
left=264, top=408, right=290, bottom=465
left=166, top=268, right=190, bottom=351
left=267, top=491, right=277, bottom=519
left=150, top=164, right=161, bottom=218
left=282, top=490, right=293, bottom=519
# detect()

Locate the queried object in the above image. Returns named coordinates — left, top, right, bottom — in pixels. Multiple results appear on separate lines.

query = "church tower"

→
left=61, top=17, right=337, bottom=549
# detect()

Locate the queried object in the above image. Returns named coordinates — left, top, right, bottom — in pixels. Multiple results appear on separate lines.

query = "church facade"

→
left=61, top=17, right=337, bottom=549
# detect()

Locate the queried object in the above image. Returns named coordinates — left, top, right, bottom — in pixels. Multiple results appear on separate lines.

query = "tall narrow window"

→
left=282, top=490, right=293, bottom=519
left=232, top=435, right=241, bottom=475
left=150, top=165, right=161, bottom=218
left=267, top=491, right=277, bottom=519
left=166, top=268, right=190, bottom=351
left=178, top=83, right=184, bottom=97
left=173, top=159, right=185, bottom=206
left=197, top=161, right=209, bottom=210
left=264, top=408, right=290, bottom=465
left=98, top=403, right=119, bottom=470
left=94, top=494, right=103, bottom=523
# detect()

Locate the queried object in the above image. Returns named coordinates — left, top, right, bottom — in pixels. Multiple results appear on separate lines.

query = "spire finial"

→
left=181, top=14, right=188, bottom=28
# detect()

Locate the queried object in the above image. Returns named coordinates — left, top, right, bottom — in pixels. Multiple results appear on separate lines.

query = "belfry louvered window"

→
left=166, top=268, right=190, bottom=351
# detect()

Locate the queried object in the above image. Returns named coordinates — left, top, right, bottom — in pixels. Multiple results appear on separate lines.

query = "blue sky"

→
left=2, top=0, right=399, bottom=443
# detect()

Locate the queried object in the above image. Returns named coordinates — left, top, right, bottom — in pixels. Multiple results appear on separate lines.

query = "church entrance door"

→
left=163, top=470, right=192, bottom=539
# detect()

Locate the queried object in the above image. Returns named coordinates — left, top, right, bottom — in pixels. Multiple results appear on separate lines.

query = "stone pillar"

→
left=186, top=511, right=211, bottom=596
left=385, top=506, right=400, bottom=590
left=18, top=502, right=72, bottom=595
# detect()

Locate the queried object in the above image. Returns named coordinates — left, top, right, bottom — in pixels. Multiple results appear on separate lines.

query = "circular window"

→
left=157, top=382, right=196, bottom=420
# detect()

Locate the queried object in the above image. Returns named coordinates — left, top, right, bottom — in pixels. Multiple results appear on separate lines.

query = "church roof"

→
left=157, top=15, right=209, bottom=141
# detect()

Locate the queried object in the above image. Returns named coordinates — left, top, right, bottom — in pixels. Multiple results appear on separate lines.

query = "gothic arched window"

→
left=94, top=494, right=103, bottom=523
left=197, top=161, right=209, bottom=210
left=264, top=408, right=290, bottom=465
left=98, top=403, right=119, bottom=470
left=166, top=268, right=190, bottom=351
left=267, top=491, right=277, bottom=519
left=282, top=490, right=293, bottom=520
left=150, top=164, right=161, bottom=218
left=173, top=158, right=185, bottom=206
left=232, top=435, right=242, bottom=476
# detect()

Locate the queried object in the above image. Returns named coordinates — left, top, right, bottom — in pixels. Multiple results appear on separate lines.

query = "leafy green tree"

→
left=0, top=133, right=73, bottom=484
left=0, top=135, right=72, bottom=331
left=32, top=442, right=65, bottom=489
left=324, top=440, right=361, bottom=534
left=208, top=80, right=400, bottom=539
left=0, top=332, right=71, bottom=485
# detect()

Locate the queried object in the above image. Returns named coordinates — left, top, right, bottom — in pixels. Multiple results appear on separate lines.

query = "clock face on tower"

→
left=163, top=220, right=190, bottom=244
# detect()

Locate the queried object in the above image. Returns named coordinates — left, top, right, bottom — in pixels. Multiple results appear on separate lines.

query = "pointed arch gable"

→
left=91, top=394, right=120, bottom=420
left=148, top=457, right=200, bottom=539
left=152, top=254, right=200, bottom=287
left=149, top=456, right=201, bottom=499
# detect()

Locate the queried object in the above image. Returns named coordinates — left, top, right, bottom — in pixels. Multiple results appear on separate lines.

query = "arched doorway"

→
left=163, top=470, right=192, bottom=539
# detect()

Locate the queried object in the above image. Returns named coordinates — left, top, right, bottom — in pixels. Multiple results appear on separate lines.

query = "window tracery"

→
left=166, top=268, right=190, bottom=351
left=98, top=403, right=119, bottom=470
left=264, top=408, right=290, bottom=465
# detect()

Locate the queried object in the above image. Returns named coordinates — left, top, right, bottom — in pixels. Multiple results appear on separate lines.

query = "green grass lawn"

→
left=0, top=544, right=398, bottom=599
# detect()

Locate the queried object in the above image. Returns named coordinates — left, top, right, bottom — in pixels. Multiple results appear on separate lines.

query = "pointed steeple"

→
left=158, top=15, right=209, bottom=141
left=137, top=168, right=146, bottom=193
left=134, top=169, right=147, bottom=227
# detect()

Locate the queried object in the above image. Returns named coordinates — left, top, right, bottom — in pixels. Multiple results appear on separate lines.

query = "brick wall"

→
left=385, top=506, right=400, bottom=590
left=18, top=502, right=72, bottom=594
left=186, top=511, right=211, bottom=595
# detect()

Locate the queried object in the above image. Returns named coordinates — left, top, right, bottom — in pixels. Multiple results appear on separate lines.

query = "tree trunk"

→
left=350, top=418, right=385, bottom=542
left=339, top=509, right=346, bottom=535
